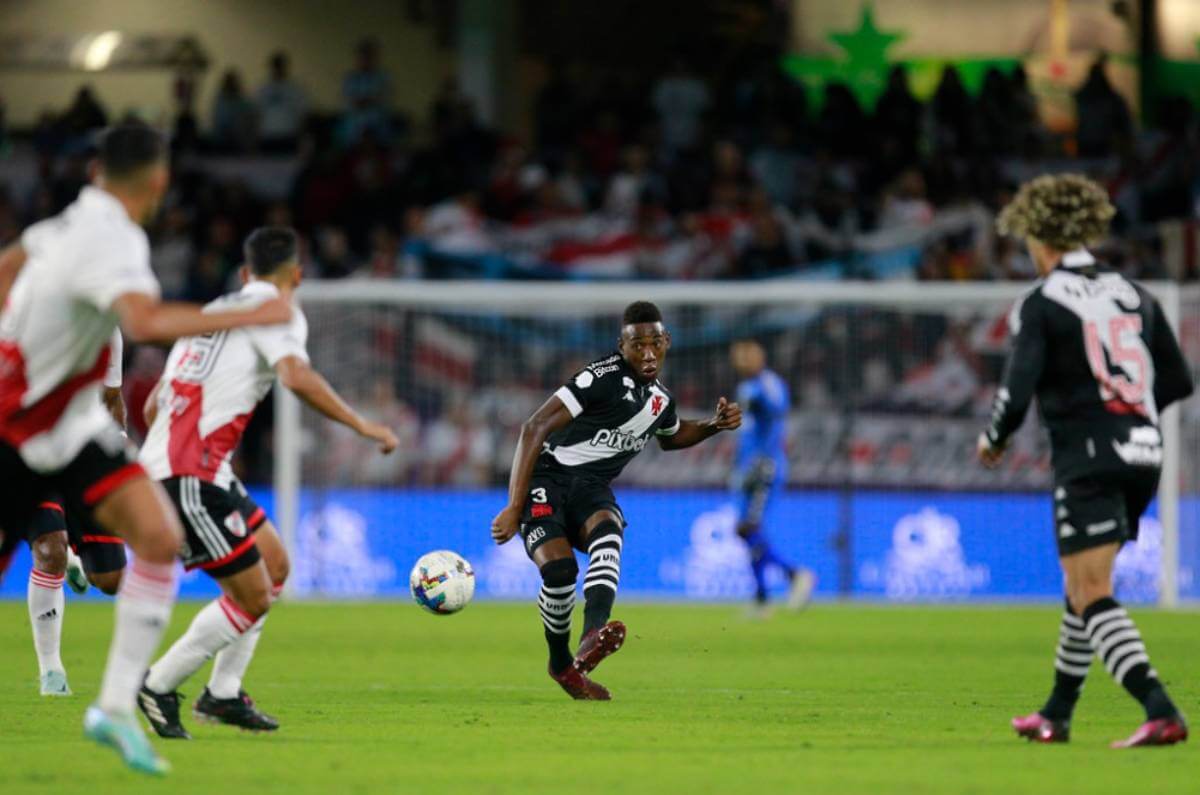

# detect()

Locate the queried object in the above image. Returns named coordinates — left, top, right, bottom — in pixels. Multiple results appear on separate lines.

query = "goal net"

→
left=273, top=281, right=1199, bottom=605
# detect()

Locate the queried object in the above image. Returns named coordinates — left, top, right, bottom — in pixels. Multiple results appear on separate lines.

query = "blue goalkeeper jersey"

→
left=735, top=368, right=790, bottom=476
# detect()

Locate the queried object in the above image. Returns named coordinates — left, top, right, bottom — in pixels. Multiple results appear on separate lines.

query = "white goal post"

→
left=274, top=279, right=1197, bottom=606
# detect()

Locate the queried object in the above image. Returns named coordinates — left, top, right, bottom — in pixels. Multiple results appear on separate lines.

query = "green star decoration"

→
left=827, top=3, right=905, bottom=109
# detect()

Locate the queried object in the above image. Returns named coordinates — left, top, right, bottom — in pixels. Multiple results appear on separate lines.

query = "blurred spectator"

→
left=256, top=52, right=308, bottom=152
left=0, top=94, right=8, bottom=155
left=421, top=189, right=491, bottom=255
left=422, top=400, right=495, bottom=486
left=151, top=206, right=196, bottom=299
left=879, top=169, right=934, bottom=229
left=873, top=66, right=922, bottom=161
left=930, top=66, right=976, bottom=156
left=314, top=225, right=356, bottom=278
left=749, top=122, right=803, bottom=208
left=652, top=59, right=710, bottom=154
left=59, top=86, right=108, bottom=143
left=1074, top=57, right=1133, bottom=158
left=534, top=60, right=579, bottom=159
left=171, top=75, right=201, bottom=155
left=363, top=224, right=401, bottom=278
left=976, top=68, right=1020, bottom=155
left=816, top=83, right=867, bottom=156
left=210, top=70, right=257, bottom=153
left=340, top=37, right=393, bottom=146
left=604, top=145, right=663, bottom=218
left=734, top=211, right=793, bottom=277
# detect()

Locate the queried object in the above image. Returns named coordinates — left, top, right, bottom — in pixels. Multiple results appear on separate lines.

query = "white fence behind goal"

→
left=274, top=281, right=1200, bottom=606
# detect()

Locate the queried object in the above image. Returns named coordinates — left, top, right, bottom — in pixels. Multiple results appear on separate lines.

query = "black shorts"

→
left=518, top=471, right=626, bottom=559
left=28, top=499, right=127, bottom=575
left=161, top=476, right=267, bottom=578
left=0, top=436, right=144, bottom=567
left=1054, top=469, right=1159, bottom=557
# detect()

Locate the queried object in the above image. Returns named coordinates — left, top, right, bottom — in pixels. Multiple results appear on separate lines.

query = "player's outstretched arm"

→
left=112, top=292, right=292, bottom=344
left=0, top=242, right=27, bottom=309
left=490, top=395, right=573, bottom=545
left=658, top=396, right=742, bottom=451
left=274, top=355, right=398, bottom=453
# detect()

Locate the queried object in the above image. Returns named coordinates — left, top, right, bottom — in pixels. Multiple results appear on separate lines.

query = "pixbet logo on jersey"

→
left=590, top=428, right=649, bottom=452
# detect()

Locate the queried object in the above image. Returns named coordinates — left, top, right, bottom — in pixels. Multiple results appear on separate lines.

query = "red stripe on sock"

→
left=30, top=569, right=64, bottom=588
left=82, top=463, right=147, bottom=506
left=129, top=561, right=175, bottom=584
left=38, top=502, right=64, bottom=513
left=217, top=597, right=253, bottom=633
left=81, top=534, right=124, bottom=545
left=120, top=561, right=177, bottom=602
left=220, top=595, right=256, bottom=626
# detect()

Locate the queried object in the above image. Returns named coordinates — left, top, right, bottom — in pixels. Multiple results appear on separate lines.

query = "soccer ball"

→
left=410, top=550, right=475, bottom=614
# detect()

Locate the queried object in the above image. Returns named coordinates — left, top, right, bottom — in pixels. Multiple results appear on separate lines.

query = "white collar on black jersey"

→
left=1061, top=248, right=1096, bottom=268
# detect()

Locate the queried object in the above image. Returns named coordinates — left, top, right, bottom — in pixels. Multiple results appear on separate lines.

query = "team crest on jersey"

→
left=224, top=511, right=248, bottom=538
left=651, top=395, right=665, bottom=415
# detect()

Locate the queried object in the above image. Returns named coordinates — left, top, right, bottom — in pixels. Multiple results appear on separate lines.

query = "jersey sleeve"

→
left=19, top=217, right=56, bottom=256
left=247, top=308, right=309, bottom=367
left=655, top=395, right=680, bottom=437
left=103, top=329, right=123, bottom=388
left=552, top=366, right=621, bottom=418
left=985, top=290, right=1046, bottom=448
left=1149, top=297, right=1194, bottom=412
left=72, top=228, right=159, bottom=310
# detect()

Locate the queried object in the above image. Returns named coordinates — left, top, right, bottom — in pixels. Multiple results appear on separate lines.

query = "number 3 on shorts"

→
left=530, top=487, right=548, bottom=504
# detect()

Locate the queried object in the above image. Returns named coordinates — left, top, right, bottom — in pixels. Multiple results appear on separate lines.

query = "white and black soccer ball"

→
left=410, top=550, right=475, bottom=614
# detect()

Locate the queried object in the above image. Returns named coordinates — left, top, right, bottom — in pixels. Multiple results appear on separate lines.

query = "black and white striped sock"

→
left=1083, top=596, right=1178, bottom=720
left=538, top=558, right=578, bottom=674
left=583, top=525, right=622, bottom=637
left=1040, top=600, right=1091, bottom=720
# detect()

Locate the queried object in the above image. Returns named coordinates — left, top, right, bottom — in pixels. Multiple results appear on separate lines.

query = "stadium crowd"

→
left=1, top=43, right=1198, bottom=488
left=0, top=41, right=1197, bottom=291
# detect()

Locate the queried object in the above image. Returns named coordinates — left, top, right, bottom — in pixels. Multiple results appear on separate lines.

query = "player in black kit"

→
left=491, top=301, right=742, bottom=699
left=978, top=174, right=1193, bottom=748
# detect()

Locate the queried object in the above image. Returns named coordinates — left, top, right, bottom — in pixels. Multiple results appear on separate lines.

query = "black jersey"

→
left=985, top=252, right=1194, bottom=482
left=538, top=352, right=681, bottom=484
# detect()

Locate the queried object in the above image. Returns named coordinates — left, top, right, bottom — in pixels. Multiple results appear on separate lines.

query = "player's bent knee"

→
left=90, top=570, right=123, bottom=595
left=136, top=527, right=183, bottom=565
left=587, top=518, right=623, bottom=545
left=31, top=533, right=69, bottom=575
left=539, top=556, right=579, bottom=588
left=263, top=547, right=290, bottom=585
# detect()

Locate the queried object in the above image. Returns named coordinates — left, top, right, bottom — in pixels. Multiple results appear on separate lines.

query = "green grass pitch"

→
left=0, top=600, right=1196, bottom=794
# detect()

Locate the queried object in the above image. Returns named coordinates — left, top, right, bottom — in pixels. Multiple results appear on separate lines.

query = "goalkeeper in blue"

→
left=730, top=340, right=815, bottom=611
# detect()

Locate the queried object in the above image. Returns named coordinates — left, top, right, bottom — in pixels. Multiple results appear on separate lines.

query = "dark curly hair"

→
left=997, top=173, right=1115, bottom=251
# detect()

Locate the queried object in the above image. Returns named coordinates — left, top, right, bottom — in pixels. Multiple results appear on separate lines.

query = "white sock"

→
left=97, top=559, right=178, bottom=715
left=145, top=595, right=255, bottom=695
left=28, top=569, right=65, bottom=676
left=208, top=581, right=281, bottom=699
left=208, top=616, right=266, bottom=699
